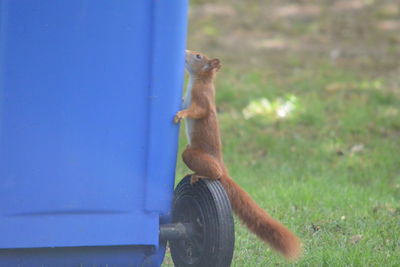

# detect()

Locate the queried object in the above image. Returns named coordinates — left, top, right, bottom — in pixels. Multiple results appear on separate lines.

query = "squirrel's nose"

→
left=185, top=50, right=190, bottom=61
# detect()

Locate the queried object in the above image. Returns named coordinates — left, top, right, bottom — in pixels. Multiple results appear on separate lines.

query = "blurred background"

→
left=166, top=0, right=400, bottom=266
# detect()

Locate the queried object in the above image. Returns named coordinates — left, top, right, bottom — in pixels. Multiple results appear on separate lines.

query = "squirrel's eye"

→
left=195, top=54, right=202, bottom=59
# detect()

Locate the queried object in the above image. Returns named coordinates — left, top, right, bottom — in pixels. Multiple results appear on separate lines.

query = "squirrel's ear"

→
left=208, top=58, right=221, bottom=71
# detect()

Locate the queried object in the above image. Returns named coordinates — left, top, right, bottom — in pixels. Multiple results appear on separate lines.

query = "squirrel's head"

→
left=185, top=50, right=221, bottom=77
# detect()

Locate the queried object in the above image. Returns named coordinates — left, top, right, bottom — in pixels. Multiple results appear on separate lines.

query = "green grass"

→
left=163, top=65, right=400, bottom=266
left=163, top=1, right=399, bottom=265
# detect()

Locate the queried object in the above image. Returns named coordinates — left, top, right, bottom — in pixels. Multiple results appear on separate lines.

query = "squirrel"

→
left=173, top=50, right=301, bottom=260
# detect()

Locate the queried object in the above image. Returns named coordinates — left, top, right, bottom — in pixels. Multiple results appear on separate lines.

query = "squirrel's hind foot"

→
left=190, top=174, right=208, bottom=184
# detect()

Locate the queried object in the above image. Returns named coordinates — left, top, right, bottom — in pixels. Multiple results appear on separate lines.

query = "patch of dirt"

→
left=187, top=0, right=400, bottom=90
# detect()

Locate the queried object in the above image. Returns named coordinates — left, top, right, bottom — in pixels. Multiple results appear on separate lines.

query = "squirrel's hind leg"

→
left=182, top=147, right=224, bottom=182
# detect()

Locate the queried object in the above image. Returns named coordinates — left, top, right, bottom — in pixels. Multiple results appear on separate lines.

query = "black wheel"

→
left=169, top=175, right=235, bottom=267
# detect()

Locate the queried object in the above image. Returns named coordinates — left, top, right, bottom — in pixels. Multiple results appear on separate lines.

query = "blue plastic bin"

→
left=0, top=1, right=187, bottom=266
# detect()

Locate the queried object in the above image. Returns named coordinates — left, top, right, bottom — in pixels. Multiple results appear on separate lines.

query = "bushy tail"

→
left=220, top=175, right=301, bottom=260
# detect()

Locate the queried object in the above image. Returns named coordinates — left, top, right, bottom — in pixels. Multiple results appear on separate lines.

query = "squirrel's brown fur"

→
left=174, top=50, right=301, bottom=260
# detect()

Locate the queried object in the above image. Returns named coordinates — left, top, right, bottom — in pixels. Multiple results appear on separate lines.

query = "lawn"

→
left=164, top=0, right=400, bottom=266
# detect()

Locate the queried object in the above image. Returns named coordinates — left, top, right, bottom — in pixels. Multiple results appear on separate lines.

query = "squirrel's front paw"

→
left=173, top=111, right=185, bottom=124
left=173, top=114, right=181, bottom=124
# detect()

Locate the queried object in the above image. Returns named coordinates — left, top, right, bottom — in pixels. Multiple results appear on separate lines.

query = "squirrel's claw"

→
left=190, top=175, right=200, bottom=184
left=173, top=114, right=182, bottom=124
left=190, top=174, right=208, bottom=184
left=173, top=111, right=185, bottom=124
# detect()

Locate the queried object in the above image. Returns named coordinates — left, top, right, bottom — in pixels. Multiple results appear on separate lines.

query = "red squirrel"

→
left=174, top=50, right=301, bottom=260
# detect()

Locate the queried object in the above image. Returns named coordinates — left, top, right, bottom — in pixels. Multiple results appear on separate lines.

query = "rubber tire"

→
left=169, top=175, right=235, bottom=267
